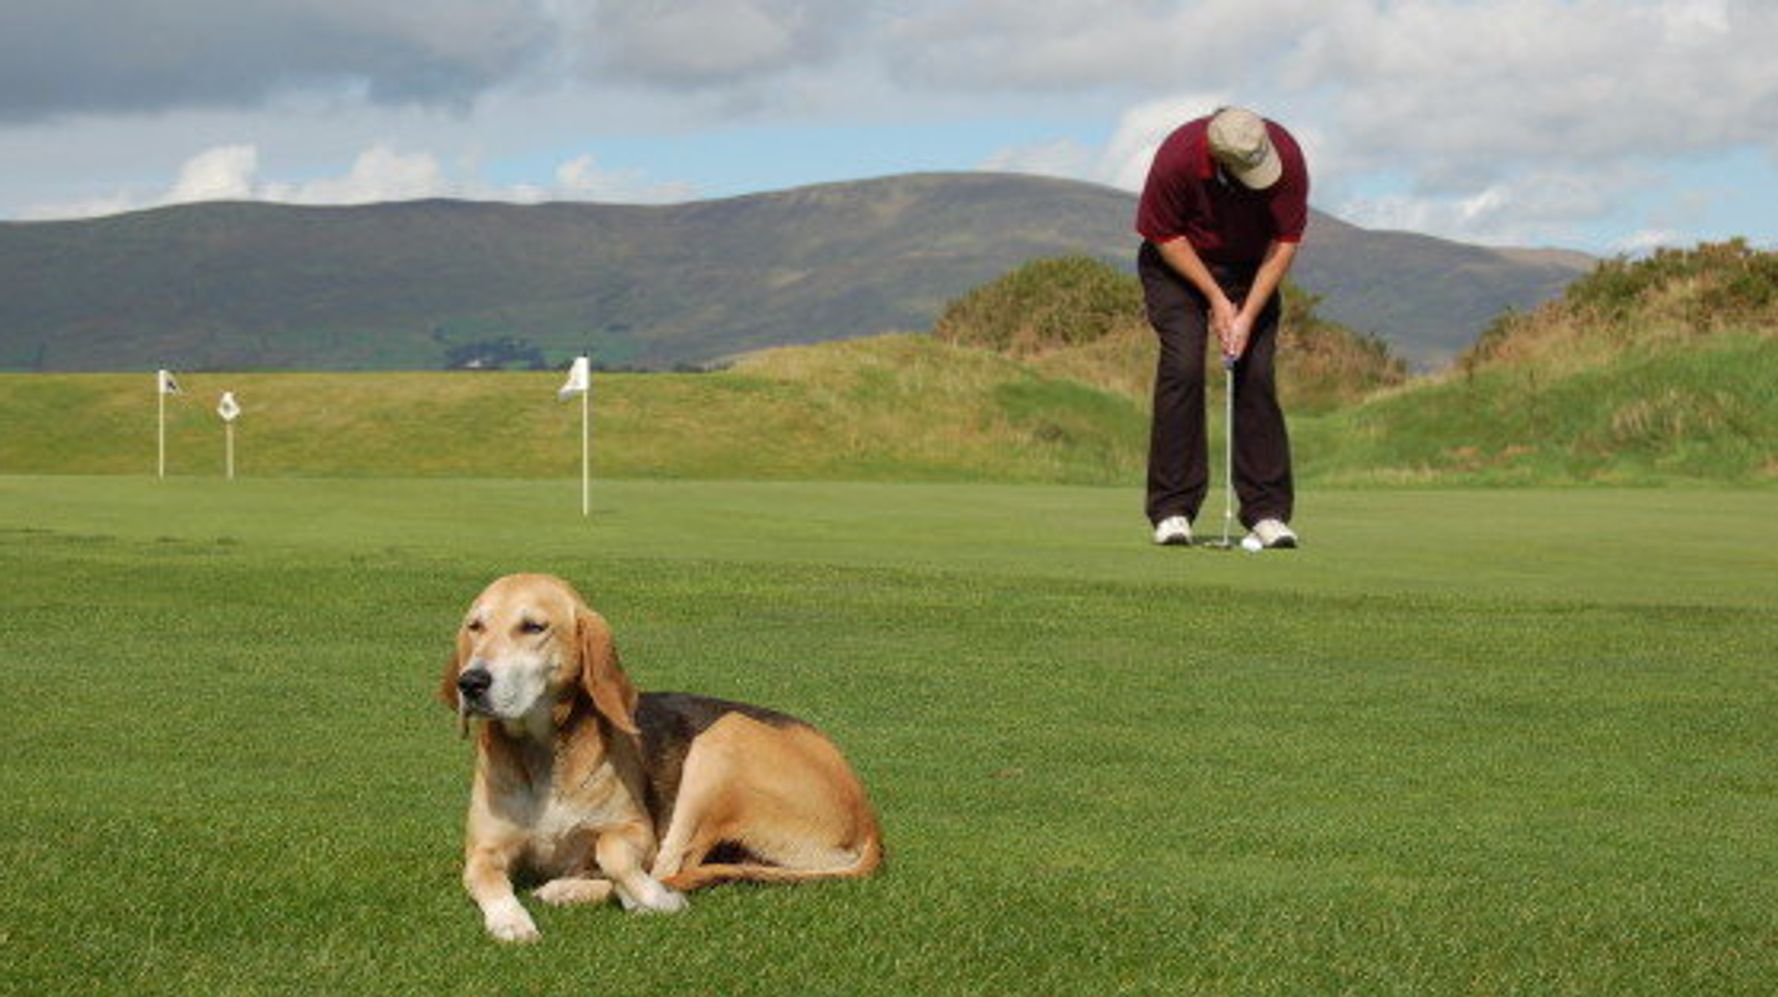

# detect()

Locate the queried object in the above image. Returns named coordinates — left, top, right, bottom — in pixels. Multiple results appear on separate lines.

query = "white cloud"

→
left=167, top=145, right=260, bottom=203
left=1099, top=94, right=1229, bottom=192
left=964, top=0, right=1777, bottom=244
left=885, top=1, right=1297, bottom=92
left=264, top=144, right=449, bottom=204
left=1339, top=187, right=1516, bottom=240
left=1335, top=164, right=1646, bottom=245
left=21, top=142, right=698, bottom=219
left=977, top=138, right=1098, bottom=181
left=1273, top=1, right=1777, bottom=180
left=553, top=154, right=698, bottom=203
left=978, top=92, right=1227, bottom=192
left=16, top=192, right=137, bottom=222
left=1659, top=0, right=1731, bottom=40
left=1613, top=228, right=1688, bottom=255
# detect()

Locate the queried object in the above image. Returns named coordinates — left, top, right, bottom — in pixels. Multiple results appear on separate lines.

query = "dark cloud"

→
left=0, top=0, right=872, bottom=123
left=577, top=0, right=857, bottom=89
left=0, top=0, right=554, bottom=122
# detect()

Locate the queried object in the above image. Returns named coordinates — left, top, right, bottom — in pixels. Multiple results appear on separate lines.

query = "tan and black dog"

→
left=439, top=573, right=882, bottom=942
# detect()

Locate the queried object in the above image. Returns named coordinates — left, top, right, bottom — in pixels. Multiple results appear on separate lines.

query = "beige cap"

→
left=1207, top=107, right=1282, bottom=189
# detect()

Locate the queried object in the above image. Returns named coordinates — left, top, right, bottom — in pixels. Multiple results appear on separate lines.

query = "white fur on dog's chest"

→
left=525, top=801, right=590, bottom=869
left=520, top=778, right=632, bottom=872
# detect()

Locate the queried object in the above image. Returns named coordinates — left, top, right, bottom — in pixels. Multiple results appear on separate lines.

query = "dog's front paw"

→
left=484, top=899, right=541, bottom=943
left=645, top=886, right=688, bottom=914
left=534, top=877, right=615, bottom=907
left=619, top=880, right=687, bottom=915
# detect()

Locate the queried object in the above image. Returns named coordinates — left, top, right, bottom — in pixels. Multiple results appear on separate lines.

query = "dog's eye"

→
left=519, top=620, right=548, bottom=635
left=465, top=620, right=484, bottom=633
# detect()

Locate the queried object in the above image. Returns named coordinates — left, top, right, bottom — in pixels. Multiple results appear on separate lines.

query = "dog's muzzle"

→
left=456, top=667, right=493, bottom=737
left=457, top=667, right=493, bottom=703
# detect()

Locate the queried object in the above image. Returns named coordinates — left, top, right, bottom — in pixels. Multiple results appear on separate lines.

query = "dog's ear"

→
left=577, top=607, right=639, bottom=735
left=439, top=624, right=471, bottom=711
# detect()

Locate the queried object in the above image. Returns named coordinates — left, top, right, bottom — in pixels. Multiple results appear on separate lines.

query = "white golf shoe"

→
left=1248, top=518, right=1298, bottom=549
left=1152, top=515, right=1193, bottom=546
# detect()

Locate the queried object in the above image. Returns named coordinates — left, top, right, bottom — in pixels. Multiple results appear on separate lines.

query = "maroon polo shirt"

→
left=1134, top=116, right=1309, bottom=266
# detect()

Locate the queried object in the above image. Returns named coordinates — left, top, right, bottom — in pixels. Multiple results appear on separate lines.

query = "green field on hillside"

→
left=0, top=337, right=1148, bottom=485
left=3, top=476, right=1777, bottom=994
left=4, top=326, right=1776, bottom=487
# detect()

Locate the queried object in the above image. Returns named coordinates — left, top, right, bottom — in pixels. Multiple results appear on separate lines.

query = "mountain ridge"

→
left=0, top=172, right=1588, bottom=372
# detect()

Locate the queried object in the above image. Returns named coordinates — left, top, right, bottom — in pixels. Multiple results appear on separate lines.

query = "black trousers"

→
left=1139, top=241, right=1294, bottom=528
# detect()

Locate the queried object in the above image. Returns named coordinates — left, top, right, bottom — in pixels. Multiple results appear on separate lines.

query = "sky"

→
left=3, top=0, right=1776, bottom=254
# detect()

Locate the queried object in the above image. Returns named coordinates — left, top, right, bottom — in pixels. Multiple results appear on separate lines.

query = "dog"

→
left=439, top=573, right=883, bottom=942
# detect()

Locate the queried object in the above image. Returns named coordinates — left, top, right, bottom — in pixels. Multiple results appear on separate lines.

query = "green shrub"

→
left=1460, top=239, right=1778, bottom=373
left=1562, top=239, right=1778, bottom=325
left=932, top=255, right=1144, bottom=352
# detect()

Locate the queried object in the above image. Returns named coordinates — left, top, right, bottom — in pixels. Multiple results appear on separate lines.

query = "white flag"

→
left=217, top=391, right=241, bottom=423
left=158, top=369, right=182, bottom=395
left=558, top=355, right=590, bottom=401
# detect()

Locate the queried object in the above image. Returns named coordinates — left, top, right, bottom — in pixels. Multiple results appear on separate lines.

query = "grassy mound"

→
left=1299, top=241, right=1778, bottom=485
left=1301, top=333, right=1778, bottom=485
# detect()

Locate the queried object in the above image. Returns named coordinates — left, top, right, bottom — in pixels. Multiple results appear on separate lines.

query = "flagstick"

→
left=226, top=422, right=235, bottom=481
left=157, top=387, right=166, bottom=480
left=580, top=380, right=590, bottom=517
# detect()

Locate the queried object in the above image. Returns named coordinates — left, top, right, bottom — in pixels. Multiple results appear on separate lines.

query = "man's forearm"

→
left=1242, top=240, right=1299, bottom=320
left=1154, top=237, right=1230, bottom=308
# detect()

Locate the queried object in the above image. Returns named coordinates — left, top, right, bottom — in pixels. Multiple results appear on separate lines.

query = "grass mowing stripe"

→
left=5, top=476, right=1778, bottom=609
left=2, top=478, right=1776, bottom=994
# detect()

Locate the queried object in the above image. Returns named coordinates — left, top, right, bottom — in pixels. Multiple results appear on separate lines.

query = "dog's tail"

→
left=661, top=832, right=883, bottom=892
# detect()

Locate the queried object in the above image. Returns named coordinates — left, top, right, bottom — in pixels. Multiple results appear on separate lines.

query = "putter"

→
left=1202, top=354, right=1238, bottom=549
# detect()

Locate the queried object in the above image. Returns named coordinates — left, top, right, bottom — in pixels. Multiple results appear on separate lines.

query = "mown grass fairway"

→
left=3, top=477, right=1777, bottom=995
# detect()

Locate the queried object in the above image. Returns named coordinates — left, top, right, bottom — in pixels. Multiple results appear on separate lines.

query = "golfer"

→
left=1136, top=106, right=1306, bottom=549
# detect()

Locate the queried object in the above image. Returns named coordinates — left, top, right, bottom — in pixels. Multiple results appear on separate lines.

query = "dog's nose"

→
left=457, top=668, right=493, bottom=700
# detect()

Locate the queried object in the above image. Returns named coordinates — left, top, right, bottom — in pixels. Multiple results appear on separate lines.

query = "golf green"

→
left=3, top=476, right=1775, bottom=994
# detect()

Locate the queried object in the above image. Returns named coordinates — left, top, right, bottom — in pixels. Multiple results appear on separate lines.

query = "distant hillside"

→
left=1292, top=213, right=1589, bottom=367
left=0, top=173, right=1585, bottom=373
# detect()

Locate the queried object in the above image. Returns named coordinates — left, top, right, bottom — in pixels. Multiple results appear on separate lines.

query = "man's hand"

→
left=1221, top=238, right=1299, bottom=362
left=1210, top=294, right=1239, bottom=347
left=1222, top=311, right=1254, bottom=361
